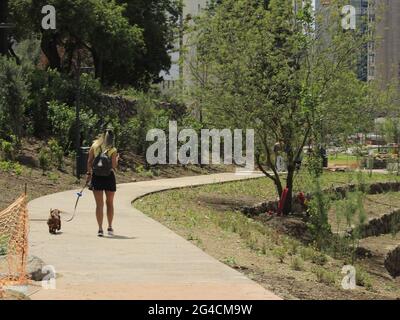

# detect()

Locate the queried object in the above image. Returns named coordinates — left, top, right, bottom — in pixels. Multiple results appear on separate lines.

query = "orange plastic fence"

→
left=0, top=194, right=29, bottom=297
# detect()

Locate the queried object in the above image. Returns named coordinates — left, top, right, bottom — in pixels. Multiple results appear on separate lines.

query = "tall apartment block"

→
left=373, top=0, right=400, bottom=88
left=159, top=0, right=209, bottom=91
left=316, top=0, right=400, bottom=89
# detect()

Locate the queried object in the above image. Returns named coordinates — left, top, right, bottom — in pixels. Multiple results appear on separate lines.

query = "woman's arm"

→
left=112, top=152, right=119, bottom=170
left=86, top=147, right=95, bottom=181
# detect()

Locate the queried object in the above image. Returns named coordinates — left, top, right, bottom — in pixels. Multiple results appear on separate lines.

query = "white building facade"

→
left=159, top=0, right=209, bottom=91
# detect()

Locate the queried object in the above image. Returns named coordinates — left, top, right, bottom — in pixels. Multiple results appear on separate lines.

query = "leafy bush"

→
left=0, top=161, right=23, bottom=175
left=291, top=256, right=304, bottom=271
left=311, top=253, right=328, bottom=266
left=26, top=68, right=102, bottom=138
left=272, top=247, right=287, bottom=263
left=299, top=247, right=315, bottom=261
left=38, top=148, right=51, bottom=174
left=0, top=56, right=29, bottom=140
left=312, top=266, right=336, bottom=285
left=135, top=165, right=154, bottom=178
left=356, top=266, right=373, bottom=290
left=0, top=136, right=17, bottom=161
left=47, top=101, right=75, bottom=149
left=119, top=95, right=172, bottom=156
left=307, top=177, right=332, bottom=250
left=48, top=139, right=64, bottom=169
left=48, top=172, right=59, bottom=183
left=47, top=100, right=99, bottom=151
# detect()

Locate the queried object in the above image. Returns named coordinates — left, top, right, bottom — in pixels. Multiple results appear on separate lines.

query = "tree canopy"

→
left=188, top=0, right=376, bottom=213
left=9, top=0, right=180, bottom=88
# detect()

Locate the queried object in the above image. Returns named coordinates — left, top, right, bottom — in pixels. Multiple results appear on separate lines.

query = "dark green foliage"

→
left=307, top=177, right=332, bottom=250
left=9, top=0, right=180, bottom=88
left=38, top=147, right=51, bottom=174
left=0, top=56, right=29, bottom=141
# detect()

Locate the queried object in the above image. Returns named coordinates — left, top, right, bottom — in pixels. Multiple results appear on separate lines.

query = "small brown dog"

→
left=47, top=209, right=61, bottom=234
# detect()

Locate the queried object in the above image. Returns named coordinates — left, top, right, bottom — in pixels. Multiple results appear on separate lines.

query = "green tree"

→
left=9, top=0, right=180, bottom=88
left=0, top=56, right=29, bottom=141
left=10, top=0, right=143, bottom=85
left=113, top=0, right=181, bottom=87
left=189, top=0, right=375, bottom=214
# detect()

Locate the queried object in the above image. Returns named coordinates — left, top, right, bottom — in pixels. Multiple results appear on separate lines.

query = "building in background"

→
left=159, top=0, right=209, bottom=92
left=373, top=0, right=400, bottom=88
left=315, top=0, right=400, bottom=88
left=315, top=0, right=370, bottom=81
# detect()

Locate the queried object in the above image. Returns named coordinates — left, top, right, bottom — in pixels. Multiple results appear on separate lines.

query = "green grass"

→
left=134, top=171, right=398, bottom=239
left=328, top=154, right=359, bottom=167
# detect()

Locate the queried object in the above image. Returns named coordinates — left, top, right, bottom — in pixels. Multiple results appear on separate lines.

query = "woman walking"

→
left=87, top=128, right=119, bottom=237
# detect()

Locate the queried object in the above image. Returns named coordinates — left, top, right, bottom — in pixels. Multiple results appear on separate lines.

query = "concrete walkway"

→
left=28, top=172, right=280, bottom=300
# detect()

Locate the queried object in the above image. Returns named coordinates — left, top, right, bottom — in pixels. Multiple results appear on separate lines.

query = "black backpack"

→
left=93, top=149, right=113, bottom=176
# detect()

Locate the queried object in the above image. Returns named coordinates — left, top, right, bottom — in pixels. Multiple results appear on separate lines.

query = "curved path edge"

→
left=28, top=172, right=281, bottom=300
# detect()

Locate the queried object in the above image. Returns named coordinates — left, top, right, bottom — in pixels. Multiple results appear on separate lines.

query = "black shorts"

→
left=91, top=171, right=116, bottom=192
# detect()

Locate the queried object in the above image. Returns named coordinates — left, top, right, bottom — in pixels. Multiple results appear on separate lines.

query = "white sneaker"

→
left=107, top=227, right=114, bottom=236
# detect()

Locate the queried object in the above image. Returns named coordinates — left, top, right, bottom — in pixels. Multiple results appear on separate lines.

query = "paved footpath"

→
left=28, top=172, right=281, bottom=300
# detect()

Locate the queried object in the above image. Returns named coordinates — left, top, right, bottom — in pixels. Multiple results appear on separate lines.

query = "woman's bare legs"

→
left=105, top=191, right=115, bottom=229
left=93, top=190, right=104, bottom=231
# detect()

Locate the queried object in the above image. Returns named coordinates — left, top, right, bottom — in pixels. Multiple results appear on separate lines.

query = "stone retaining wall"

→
left=241, top=182, right=400, bottom=217
left=357, top=209, right=400, bottom=239
left=384, top=246, right=400, bottom=278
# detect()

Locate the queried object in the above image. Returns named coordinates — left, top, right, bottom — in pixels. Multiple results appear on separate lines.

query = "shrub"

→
left=48, top=172, right=59, bottom=183
left=356, top=266, right=373, bottom=290
left=47, top=100, right=100, bottom=151
left=27, top=68, right=102, bottom=138
left=272, top=247, right=287, bottom=263
left=312, top=266, right=336, bottom=285
left=135, top=165, right=154, bottom=178
left=288, top=240, right=299, bottom=256
left=38, top=148, right=51, bottom=174
left=13, top=162, right=23, bottom=176
left=291, top=256, right=304, bottom=271
left=311, top=253, right=328, bottom=266
left=307, top=177, right=332, bottom=250
left=0, top=56, right=29, bottom=140
left=0, top=161, right=23, bottom=175
left=48, top=139, right=64, bottom=169
left=0, top=140, right=15, bottom=161
left=224, top=256, right=237, bottom=266
left=119, top=92, right=172, bottom=156
left=299, top=247, right=315, bottom=261
left=47, top=101, right=75, bottom=149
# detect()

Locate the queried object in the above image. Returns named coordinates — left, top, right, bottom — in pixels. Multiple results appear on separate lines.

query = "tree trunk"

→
left=0, top=0, right=9, bottom=56
left=41, top=34, right=61, bottom=70
left=92, top=49, right=104, bottom=82
left=283, top=163, right=295, bottom=215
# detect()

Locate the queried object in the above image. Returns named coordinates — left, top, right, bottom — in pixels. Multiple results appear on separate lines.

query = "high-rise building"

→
left=159, top=0, right=209, bottom=91
left=373, top=0, right=400, bottom=88
left=315, top=0, right=370, bottom=81
left=315, top=0, right=400, bottom=88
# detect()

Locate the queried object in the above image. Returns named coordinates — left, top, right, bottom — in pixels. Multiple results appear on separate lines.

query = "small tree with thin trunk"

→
left=188, top=0, right=375, bottom=214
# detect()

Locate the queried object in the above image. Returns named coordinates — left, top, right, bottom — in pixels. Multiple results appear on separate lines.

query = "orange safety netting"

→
left=0, top=194, right=29, bottom=297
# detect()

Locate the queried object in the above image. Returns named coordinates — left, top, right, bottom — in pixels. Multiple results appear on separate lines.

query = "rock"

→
left=385, top=246, right=400, bottom=278
left=355, top=246, right=373, bottom=259
left=1, top=255, right=46, bottom=291
left=358, top=209, right=400, bottom=238
left=27, top=256, right=46, bottom=281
